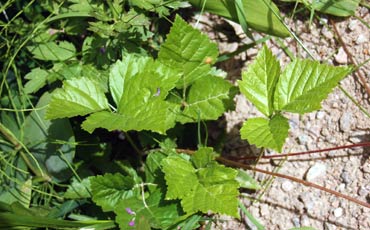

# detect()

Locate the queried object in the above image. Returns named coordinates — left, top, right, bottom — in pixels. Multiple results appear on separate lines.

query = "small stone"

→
left=334, top=47, right=348, bottom=64
left=259, top=204, right=269, bottom=216
left=305, top=163, right=327, bottom=182
left=333, top=207, right=343, bottom=217
left=297, top=134, right=309, bottom=145
left=358, top=186, right=369, bottom=196
left=300, top=214, right=310, bottom=226
left=281, top=180, right=294, bottom=192
left=339, top=113, right=352, bottom=132
left=316, top=111, right=326, bottom=119
left=348, top=20, right=358, bottom=31
left=291, top=217, right=300, bottom=227
left=340, top=170, right=351, bottom=184
left=356, top=34, right=367, bottom=44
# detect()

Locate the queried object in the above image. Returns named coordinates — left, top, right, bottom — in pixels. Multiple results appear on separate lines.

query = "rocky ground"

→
left=194, top=5, right=369, bottom=230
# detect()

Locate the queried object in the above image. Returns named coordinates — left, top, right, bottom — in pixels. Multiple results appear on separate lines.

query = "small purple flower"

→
left=154, top=87, right=160, bottom=97
left=129, top=220, right=135, bottom=226
left=100, top=46, right=106, bottom=54
left=125, top=207, right=135, bottom=215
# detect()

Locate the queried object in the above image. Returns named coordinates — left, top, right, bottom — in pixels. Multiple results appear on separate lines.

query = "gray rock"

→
left=340, top=170, right=351, bottom=184
left=348, top=20, right=358, bottom=31
left=333, top=207, right=344, bottom=218
left=281, top=180, right=294, bottom=192
left=334, top=47, right=348, bottom=64
left=356, top=34, right=367, bottom=44
left=291, top=217, right=300, bottom=227
left=339, top=113, right=352, bottom=132
left=305, top=163, right=327, bottom=182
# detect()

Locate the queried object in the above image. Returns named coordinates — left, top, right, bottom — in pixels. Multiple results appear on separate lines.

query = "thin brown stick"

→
left=233, top=142, right=370, bottom=160
left=330, top=19, right=370, bottom=96
left=217, top=156, right=370, bottom=208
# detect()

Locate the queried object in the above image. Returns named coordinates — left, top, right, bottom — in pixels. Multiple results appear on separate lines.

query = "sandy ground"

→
left=194, top=5, right=369, bottom=230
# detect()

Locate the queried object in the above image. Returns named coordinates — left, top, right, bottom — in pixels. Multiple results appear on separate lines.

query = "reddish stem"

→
left=217, top=157, right=370, bottom=209
left=233, top=142, right=370, bottom=160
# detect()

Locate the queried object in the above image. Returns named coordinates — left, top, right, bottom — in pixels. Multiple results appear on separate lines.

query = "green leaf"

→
left=115, top=189, right=182, bottom=230
left=178, top=75, right=233, bottom=123
left=27, top=41, right=76, bottom=61
left=158, top=15, right=218, bottom=87
left=23, top=92, right=75, bottom=182
left=187, top=0, right=290, bottom=37
left=161, top=155, right=198, bottom=199
left=109, top=55, right=151, bottom=105
left=191, top=147, right=216, bottom=169
left=82, top=57, right=181, bottom=134
left=236, top=170, right=261, bottom=190
left=312, top=0, right=360, bottom=17
left=162, top=154, right=239, bottom=217
left=273, top=59, right=350, bottom=114
left=24, top=68, right=48, bottom=94
left=240, top=114, right=289, bottom=152
left=238, top=45, right=280, bottom=116
left=46, top=77, right=109, bottom=119
left=64, top=178, right=91, bottom=199
left=90, top=173, right=137, bottom=212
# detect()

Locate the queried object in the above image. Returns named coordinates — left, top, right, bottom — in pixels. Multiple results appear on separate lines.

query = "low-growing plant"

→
left=0, top=0, right=368, bottom=229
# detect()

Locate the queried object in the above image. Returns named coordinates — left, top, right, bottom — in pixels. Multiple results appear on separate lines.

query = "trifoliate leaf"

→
left=178, top=75, right=233, bottom=123
left=24, top=68, right=48, bottom=94
left=115, top=189, right=182, bottom=230
left=27, top=41, right=76, bottom=61
left=240, top=114, right=289, bottom=152
left=90, top=173, right=137, bottom=212
left=238, top=45, right=280, bottom=116
left=46, top=77, right=109, bottom=119
left=162, top=154, right=239, bottom=217
left=158, top=15, right=218, bottom=88
left=274, top=59, right=350, bottom=114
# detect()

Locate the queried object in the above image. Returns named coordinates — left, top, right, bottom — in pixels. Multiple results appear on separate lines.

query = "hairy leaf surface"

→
left=28, top=41, right=76, bottom=61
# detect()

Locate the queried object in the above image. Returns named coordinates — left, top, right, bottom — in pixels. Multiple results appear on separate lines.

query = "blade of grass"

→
left=238, top=200, right=265, bottom=230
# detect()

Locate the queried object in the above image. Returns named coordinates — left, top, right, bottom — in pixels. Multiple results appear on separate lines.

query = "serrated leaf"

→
left=90, top=173, right=137, bottom=212
left=82, top=58, right=180, bottom=134
left=46, top=77, right=109, bottom=119
left=64, top=178, right=91, bottom=199
left=109, top=55, right=151, bottom=105
left=162, top=154, right=239, bottom=217
left=182, top=165, right=239, bottom=217
left=24, top=68, right=48, bottom=94
left=115, top=189, right=181, bottom=230
left=238, top=45, right=280, bottom=116
left=28, top=41, right=76, bottom=61
left=178, top=75, right=232, bottom=123
left=191, top=147, right=216, bottom=169
left=161, top=155, right=197, bottom=199
left=158, top=15, right=218, bottom=87
left=273, top=59, right=350, bottom=114
left=240, top=114, right=289, bottom=152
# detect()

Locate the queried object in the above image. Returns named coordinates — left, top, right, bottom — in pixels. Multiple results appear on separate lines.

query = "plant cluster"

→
left=0, top=0, right=364, bottom=229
